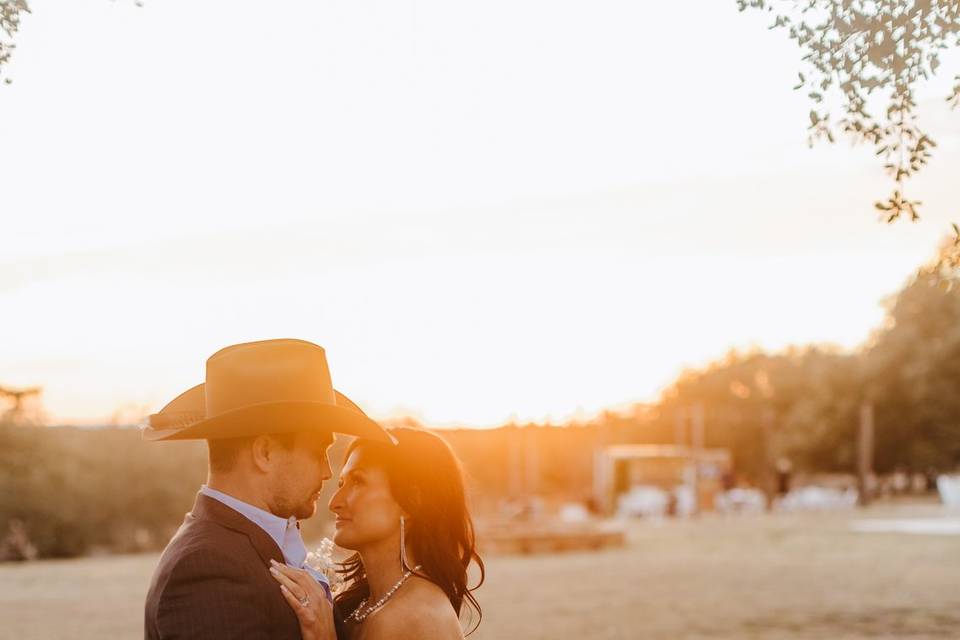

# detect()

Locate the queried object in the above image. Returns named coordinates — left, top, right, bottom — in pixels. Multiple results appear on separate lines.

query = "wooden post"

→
left=761, top=407, right=776, bottom=511
left=858, top=402, right=875, bottom=507
left=690, top=403, right=705, bottom=517
left=524, top=426, right=539, bottom=497
left=674, top=407, right=687, bottom=448
left=592, top=448, right=611, bottom=515
left=508, top=427, right=523, bottom=498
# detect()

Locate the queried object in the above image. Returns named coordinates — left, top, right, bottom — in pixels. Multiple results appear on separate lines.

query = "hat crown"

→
left=205, top=339, right=336, bottom=417
left=143, top=338, right=393, bottom=443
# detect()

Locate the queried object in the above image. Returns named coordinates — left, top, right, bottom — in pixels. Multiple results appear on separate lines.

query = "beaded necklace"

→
left=346, top=565, right=423, bottom=624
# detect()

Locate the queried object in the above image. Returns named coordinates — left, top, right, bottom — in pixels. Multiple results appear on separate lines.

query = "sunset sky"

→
left=3, top=0, right=959, bottom=427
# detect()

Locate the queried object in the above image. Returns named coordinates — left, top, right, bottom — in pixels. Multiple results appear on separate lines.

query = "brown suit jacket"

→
left=144, top=493, right=303, bottom=640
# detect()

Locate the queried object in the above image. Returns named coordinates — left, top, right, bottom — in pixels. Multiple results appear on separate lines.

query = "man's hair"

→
left=207, top=432, right=299, bottom=473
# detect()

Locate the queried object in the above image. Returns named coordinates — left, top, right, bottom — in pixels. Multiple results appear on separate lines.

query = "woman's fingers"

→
left=270, top=560, right=331, bottom=603
left=269, top=562, right=307, bottom=600
left=271, top=560, right=313, bottom=588
left=276, top=569, right=337, bottom=640
left=279, top=583, right=306, bottom=609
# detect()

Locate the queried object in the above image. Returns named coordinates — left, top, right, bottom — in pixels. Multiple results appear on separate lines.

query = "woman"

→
left=270, top=428, right=484, bottom=639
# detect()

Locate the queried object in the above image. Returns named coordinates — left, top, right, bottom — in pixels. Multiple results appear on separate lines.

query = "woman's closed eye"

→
left=337, top=474, right=365, bottom=489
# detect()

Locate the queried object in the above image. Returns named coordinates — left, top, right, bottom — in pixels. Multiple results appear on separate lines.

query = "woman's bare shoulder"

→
left=361, top=578, right=463, bottom=640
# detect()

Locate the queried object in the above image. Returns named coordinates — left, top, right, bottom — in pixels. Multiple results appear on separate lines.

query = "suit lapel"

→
left=188, top=492, right=285, bottom=567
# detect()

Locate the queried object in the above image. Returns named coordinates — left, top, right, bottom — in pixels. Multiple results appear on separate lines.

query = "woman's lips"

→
left=334, top=517, right=351, bottom=527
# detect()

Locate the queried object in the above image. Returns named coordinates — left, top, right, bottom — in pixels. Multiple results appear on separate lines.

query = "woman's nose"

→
left=328, top=485, right=345, bottom=512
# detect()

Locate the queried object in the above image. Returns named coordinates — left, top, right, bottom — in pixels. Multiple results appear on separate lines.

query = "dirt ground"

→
left=2, top=500, right=958, bottom=639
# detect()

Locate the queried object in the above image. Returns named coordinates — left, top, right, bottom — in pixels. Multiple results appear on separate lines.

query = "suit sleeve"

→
left=155, top=548, right=274, bottom=640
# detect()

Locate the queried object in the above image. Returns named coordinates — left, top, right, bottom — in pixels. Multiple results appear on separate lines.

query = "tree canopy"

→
left=661, top=238, right=960, bottom=476
left=739, top=0, right=960, bottom=226
left=0, top=1, right=28, bottom=84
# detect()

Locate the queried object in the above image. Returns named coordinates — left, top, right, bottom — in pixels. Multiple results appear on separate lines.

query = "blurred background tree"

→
left=862, top=238, right=960, bottom=471
left=661, top=237, right=960, bottom=479
left=0, top=386, right=42, bottom=426
left=658, top=346, right=862, bottom=481
left=0, top=425, right=209, bottom=557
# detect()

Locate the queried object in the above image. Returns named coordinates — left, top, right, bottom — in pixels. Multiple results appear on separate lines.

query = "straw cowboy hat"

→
left=142, top=339, right=393, bottom=443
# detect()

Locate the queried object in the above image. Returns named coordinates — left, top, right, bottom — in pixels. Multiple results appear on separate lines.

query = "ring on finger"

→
left=298, top=594, right=310, bottom=607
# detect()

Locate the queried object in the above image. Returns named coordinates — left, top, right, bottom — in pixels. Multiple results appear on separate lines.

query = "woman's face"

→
left=328, top=447, right=405, bottom=550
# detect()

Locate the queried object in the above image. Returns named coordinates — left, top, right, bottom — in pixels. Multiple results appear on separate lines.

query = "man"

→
left=143, top=339, right=392, bottom=639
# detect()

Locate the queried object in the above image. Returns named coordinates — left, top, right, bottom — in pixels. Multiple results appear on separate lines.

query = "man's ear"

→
left=250, top=435, right=274, bottom=473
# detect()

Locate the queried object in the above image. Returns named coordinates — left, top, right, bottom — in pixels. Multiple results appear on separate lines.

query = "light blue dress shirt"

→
left=200, top=485, right=331, bottom=598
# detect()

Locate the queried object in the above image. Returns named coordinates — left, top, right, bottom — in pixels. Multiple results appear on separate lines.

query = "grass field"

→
left=2, top=501, right=958, bottom=639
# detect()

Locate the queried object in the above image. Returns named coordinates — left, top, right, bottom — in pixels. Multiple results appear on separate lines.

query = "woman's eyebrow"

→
left=340, top=468, right=367, bottom=481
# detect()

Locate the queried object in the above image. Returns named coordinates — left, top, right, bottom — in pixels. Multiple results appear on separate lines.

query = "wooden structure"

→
left=593, top=444, right=732, bottom=515
left=479, top=522, right=626, bottom=554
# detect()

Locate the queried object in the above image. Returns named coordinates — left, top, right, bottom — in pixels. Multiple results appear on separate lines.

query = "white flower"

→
left=305, top=537, right=345, bottom=594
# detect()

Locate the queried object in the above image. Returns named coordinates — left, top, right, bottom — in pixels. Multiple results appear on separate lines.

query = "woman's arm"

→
left=269, top=560, right=338, bottom=640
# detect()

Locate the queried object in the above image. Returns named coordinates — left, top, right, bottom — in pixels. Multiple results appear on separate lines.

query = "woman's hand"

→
left=269, top=559, right=337, bottom=640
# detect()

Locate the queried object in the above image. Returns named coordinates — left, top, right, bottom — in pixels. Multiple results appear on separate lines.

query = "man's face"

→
left=266, top=430, right=334, bottom=520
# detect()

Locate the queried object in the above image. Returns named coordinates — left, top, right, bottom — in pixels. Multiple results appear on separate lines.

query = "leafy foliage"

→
left=0, top=425, right=206, bottom=557
left=863, top=252, right=960, bottom=470
left=0, top=0, right=29, bottom=85
left=0, top=425, right=351, bottom=559
left=738, top=0, right=960, bottom=223
left=663, top=237, right=960, bottom=475
left=931, top=223, right=960, bottom=280
left=660, top=346, right=863, bottom=475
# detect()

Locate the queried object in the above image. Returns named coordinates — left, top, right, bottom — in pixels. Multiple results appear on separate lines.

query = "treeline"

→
left=4, top=245, right=960, bottom=559
left=0, top=426, right=374, bottom=559
left=658, top=250, right=960, bottom=479
left=0, top=425, right=207, bottom=558
left=0, top=420, right=647, bottom=559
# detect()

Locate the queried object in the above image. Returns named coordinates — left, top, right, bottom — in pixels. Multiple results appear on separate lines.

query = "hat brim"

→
left=142, top=385, right=394, bottom=444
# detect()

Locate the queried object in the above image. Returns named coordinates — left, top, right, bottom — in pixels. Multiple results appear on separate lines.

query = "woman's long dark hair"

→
left=334, top=427, right=485, bottom=633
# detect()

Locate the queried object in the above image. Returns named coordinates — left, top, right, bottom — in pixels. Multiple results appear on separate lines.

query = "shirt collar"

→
left=199, top=485, right=305, bottom=566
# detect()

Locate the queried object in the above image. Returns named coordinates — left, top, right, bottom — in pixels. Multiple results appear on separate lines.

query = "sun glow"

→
left=2, top=0, right=958, bottom=427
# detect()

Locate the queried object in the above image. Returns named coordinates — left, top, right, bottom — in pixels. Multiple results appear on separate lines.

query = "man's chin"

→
left=294, top=502, right=318, bottom=521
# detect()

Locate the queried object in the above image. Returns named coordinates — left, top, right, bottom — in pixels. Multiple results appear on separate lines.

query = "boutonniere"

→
left=305, top=537, right=345, bottom=595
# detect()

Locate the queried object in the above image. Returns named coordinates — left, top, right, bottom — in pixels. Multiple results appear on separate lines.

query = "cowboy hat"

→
left=142, top=339, right=393, bottom=443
